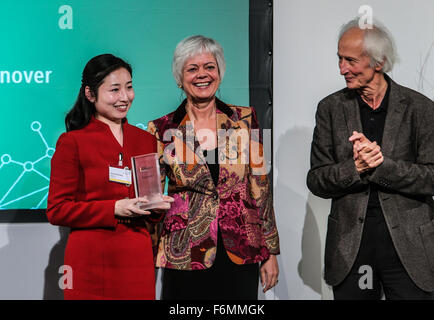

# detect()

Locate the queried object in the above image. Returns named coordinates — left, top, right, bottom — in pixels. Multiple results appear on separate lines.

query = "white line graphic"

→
left=0, top=121, right=54, bottom=209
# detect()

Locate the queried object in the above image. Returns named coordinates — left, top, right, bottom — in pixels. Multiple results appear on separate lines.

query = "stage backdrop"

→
left=0, top=0, right=249, bottom=213
left=274, top=0, right=434, bottom=300
left=0, top=0, right=250, bottom=299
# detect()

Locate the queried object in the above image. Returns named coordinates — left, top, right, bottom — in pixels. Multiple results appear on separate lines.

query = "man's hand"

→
left=349, top=131, right=384, bottom=173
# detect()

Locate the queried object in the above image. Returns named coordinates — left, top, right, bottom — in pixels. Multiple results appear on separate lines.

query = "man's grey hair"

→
left=339, top=18, right=398, bottom=73
left=172, top=35, right=226, bottom=87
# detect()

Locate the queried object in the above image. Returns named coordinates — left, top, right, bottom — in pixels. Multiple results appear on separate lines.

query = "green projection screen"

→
left=0, top=1, right=249, bottom=215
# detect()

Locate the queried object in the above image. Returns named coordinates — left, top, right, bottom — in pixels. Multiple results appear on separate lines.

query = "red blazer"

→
left=47, top=117, right=158, bottom=299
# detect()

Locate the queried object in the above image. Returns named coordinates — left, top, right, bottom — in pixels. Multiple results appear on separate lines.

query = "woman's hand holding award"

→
left=131, top=153, right=168, bottom=210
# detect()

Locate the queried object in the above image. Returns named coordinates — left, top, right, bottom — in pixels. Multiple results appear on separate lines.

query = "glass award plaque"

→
left=131, top=153, right=165, bottom=210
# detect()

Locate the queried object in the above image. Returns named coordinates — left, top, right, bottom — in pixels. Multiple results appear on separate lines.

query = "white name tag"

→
left=109, top=166, right=132, bottom=185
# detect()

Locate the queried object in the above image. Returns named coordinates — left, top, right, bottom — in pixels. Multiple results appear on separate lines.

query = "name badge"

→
left=109, top=166, right=132, bottom=185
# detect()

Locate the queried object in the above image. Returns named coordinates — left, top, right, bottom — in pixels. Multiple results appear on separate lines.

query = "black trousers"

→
left=333, top=209, right=433, bottom=300
left=161, top=228, right=259, bottom=300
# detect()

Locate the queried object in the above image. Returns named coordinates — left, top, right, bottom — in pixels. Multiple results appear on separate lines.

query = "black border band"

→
left=249, top=0, right=273, bottom=185
left=249, top=0, right=273, bottom=131
left=0, top=209, right=48, bottom=223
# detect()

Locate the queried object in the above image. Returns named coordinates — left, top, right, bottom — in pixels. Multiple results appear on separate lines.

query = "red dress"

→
left=47, top=117, right=157, bottom=300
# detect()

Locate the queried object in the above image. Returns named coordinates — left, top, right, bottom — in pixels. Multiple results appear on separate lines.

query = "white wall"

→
left=273, top=0, right=434, bottom=300
left=0, top=223, right=67, bottom=299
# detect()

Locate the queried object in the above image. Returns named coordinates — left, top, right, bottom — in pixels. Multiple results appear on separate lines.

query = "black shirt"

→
left=203, top=148, right=219, bottom=186
left=356, top=78, right=390, bottom=212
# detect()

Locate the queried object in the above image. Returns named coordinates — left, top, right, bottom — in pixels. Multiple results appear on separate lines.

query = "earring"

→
left=179, top=88, right=185, bottom=102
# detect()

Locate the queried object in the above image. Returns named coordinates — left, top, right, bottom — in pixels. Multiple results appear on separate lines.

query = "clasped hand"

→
left=349, top=131, right=384, bottom=173
left=115, top=195, right=174, bottom=217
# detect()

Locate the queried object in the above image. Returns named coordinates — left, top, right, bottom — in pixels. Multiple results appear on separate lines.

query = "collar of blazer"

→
left=88, top=115, right=133, bottom=145
left=169, top=97, right=243, bottom=165
left=172, top=97, right=238, bottom=126
left=341, top=73, right=408, bottom=157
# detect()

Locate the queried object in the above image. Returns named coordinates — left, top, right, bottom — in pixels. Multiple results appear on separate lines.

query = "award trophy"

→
left=131, top=153, right=165, bottom=210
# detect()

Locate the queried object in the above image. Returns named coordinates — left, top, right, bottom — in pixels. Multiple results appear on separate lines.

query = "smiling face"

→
left=86, top=67, right=134, bottom=125
left=181, top=52, right=221, bottom=103
left=338, top=28, right=380, bottom=90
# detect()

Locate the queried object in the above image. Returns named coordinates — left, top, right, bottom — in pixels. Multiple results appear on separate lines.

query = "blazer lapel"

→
left=341, top=78, right=407, bottom=158
left=216, top=100, right=239, bottom=158
left=171, top=99, right=204, bottom=165
left=381, top=79, right=407, bottom=157
left=215, top=99, right=245, bottom=186
left=342, top=90, right=363, bottom=137
left=173, top=98, right=238, bottom=191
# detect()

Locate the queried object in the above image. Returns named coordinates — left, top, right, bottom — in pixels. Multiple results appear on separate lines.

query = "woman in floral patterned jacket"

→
left=147, top=35, right=280, bottom=300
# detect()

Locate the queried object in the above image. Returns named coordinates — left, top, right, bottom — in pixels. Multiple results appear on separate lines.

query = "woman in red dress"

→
left=47, top=54, right=173, bottom=299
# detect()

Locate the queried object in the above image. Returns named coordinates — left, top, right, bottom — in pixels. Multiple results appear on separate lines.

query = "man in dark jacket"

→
left=307, top=18, right=434, bottom=300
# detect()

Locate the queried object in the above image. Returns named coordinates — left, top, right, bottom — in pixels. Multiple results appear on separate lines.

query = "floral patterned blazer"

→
left=147, top=98, right=280, bottom=270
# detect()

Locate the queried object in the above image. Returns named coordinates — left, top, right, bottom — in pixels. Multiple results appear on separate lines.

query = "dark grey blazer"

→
left=307, top=76, right=434, bottom=291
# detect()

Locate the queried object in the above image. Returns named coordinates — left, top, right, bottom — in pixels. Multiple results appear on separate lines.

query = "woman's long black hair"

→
left=65, top=54, right=133, bottom=131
